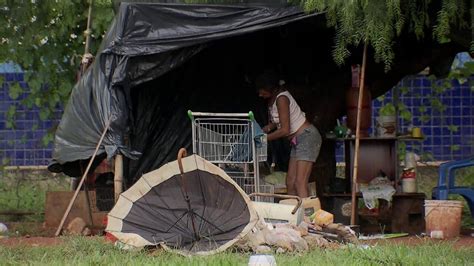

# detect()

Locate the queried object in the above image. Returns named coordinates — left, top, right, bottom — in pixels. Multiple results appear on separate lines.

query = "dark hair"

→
left=255, top=69, right=279, bottom=91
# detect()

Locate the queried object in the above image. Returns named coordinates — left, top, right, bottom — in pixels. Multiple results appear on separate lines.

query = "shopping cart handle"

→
left=248, top=111, right=254, bottom=121
left=187, top=110, right=256, bottom=119
left=248, top=193, right=302, bottom=214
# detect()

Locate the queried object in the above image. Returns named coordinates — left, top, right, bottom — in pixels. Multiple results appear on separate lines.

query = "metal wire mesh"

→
left=190, top=114, right=271, bottom=201
left=193, top=118, right=267, bottom=163
left=223, top=166, right=274, bottom=200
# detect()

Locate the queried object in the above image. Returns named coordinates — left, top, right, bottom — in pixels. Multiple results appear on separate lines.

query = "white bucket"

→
left=248, top=255, right=277, bottom=266
left=376, top=115, right=396, bottom=137
left=425, top=200, right=463, bottom=239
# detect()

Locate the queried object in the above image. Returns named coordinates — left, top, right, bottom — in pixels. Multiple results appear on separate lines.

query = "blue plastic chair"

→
left=431, top=157, right=474, bottom=219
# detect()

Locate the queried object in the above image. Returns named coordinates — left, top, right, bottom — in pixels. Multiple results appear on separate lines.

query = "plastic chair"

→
left=431, top=157, right=474, bottom=219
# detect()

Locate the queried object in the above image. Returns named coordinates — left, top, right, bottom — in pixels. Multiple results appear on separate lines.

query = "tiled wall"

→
left=336, top=75, right=474, bottom=162
left=1, top=69, right=473, bottom=166
left=0, top=71, right=60, bottom=166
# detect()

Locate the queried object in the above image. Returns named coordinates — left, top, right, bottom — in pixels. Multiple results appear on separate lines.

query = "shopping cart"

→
left=188, top=111, right=273, bottom=198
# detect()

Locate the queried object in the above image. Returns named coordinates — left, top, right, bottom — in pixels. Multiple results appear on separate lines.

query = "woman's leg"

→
left=286, top=158, right=298, bottom=195
left=295, top=160, right=314, bottom=198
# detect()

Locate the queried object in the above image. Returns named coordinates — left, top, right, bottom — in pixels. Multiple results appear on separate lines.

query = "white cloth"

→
left=269, top=91, right=306, bottom=135
left=359, top=177, right=396, bottom=209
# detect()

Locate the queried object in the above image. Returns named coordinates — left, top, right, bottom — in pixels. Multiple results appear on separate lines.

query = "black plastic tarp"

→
left=49, top=1, right=323, bottom=179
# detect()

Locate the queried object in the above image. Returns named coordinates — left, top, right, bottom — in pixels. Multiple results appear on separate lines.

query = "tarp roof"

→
left=49, top=1, right=323, bottom=178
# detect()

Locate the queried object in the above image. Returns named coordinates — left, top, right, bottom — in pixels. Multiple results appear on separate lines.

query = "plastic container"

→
left=248, top=255, right=277, bottom=266
left=404, top=152, right=419, bottom=169
left=312, top=209, right=334, bottom=226
left=0, top=223, right=8, bottom=238
left=280, top=196, right=321, bottom=217
left=425, top=200, right=463, bottom=239
left=376, top=115, right=396, bottom=137
left=402, top=177, right=417, bottom=193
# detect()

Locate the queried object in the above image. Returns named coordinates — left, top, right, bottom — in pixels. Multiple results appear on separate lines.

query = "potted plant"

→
left=377, top=103, right=396, bottom=137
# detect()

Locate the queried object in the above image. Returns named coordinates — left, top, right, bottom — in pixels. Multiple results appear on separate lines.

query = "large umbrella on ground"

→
left=105, top=149, right=259, bottom=255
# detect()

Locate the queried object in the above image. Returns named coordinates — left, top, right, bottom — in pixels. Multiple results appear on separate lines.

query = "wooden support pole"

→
left=55, top=118, right=111, bottom=237
left=351, top=43, right=368, bottom=226
left=114, top=154, right=123, bottom=202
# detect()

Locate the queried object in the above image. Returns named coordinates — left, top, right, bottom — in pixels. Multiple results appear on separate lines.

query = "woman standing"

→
left=256, top=70, right=322, bottom=198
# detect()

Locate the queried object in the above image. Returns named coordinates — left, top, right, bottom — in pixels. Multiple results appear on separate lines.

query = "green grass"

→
left=0, top=170, right=70, bottom=222
left=0, top=237, right=473, bottom=265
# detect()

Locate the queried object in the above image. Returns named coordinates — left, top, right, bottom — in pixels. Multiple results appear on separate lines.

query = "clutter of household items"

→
left=103, top=149, right=357, bottom=255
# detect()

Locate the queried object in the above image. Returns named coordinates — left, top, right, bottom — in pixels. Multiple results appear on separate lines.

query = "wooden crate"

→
left=44, top=191, right=107, bottom=229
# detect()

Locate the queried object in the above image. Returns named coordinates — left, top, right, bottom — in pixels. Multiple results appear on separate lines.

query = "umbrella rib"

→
left=108, top=213, right=177, bottom=236
left=142, top=177, right=183, bottom=215
left=120, top=193, right=193, bottom=236
left=194, top=157, right=208, bottom=235
left=109, top=212, right=196, bottom=246
left=138, top=194, right=197, bottom=236
left=191, top=210, right=225, bottom=233
left=203, top=177, right=227, bottom=230
left=164, top=210, right=191, bottom=234
left=133, top=200, right=192, bottom=235
left=194, top=173, right=223, bottom=235
left=141, top=176, right=193, bottom=233
left=151, top=233, right=185, bottom=249
left=178, top=169, right=200, bottom=242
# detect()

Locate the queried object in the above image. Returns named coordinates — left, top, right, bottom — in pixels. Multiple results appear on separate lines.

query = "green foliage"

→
left=295, top=0, right=468, bottom=71
left=0, top=170, right=69, bottom=222
left=433, top=0, right=469, bottom=43
left=0, top=0, right=115, bottom=128
left=378, top=102, right=396, bottom=116
left=0, top=237, right=473, bottom=265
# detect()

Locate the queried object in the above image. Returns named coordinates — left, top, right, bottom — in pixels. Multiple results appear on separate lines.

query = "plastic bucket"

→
left=424, top=200, right=463, bottom=239
left=376, top=115, right=396, bottom=137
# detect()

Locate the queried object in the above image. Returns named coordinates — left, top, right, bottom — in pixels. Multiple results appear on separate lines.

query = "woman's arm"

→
left=267, top=96, right=290, bottom=141
left=262, top=123, right=277, bottom=133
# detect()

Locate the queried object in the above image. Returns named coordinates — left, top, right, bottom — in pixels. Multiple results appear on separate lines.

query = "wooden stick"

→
left=55, top=118, right=111, bottom=236
left=83, top=0, right=94, bottom=55
left=114, top=154, right=123, bottom=202
left=351, top=43, right=368, bottom=226
left=82, top=180, right=95, bottom=229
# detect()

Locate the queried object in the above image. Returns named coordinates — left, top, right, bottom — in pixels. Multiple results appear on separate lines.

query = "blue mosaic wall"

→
left=0, top=70, right=61, bottom=166
left=1, top=65, right=473, bottom=166
left=335, top=75, right=474, bottom=162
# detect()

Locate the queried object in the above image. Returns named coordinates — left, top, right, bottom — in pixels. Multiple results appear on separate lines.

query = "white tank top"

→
left=269, top=91, right=306, bottom=135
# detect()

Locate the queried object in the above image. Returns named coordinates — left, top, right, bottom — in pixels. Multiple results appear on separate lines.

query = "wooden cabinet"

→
left=344, top=137, right=398, bottom=186
left=322, top=137, right=426, bottom=234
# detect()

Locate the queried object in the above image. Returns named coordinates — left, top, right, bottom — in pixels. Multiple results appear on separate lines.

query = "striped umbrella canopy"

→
left=106, top=149, right=258, bottom=255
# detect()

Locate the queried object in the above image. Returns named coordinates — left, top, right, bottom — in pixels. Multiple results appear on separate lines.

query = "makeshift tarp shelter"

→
left=49, top=1, right=325, bottom=182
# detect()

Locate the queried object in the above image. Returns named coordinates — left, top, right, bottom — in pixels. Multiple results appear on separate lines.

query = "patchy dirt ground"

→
left=0, top=236, right=64, bottom=247
left=361, top=235, right=474, bottom=249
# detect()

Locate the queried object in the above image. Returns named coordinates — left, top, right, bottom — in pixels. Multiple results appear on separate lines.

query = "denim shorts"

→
left=290, top=125, right=322, bottom=162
